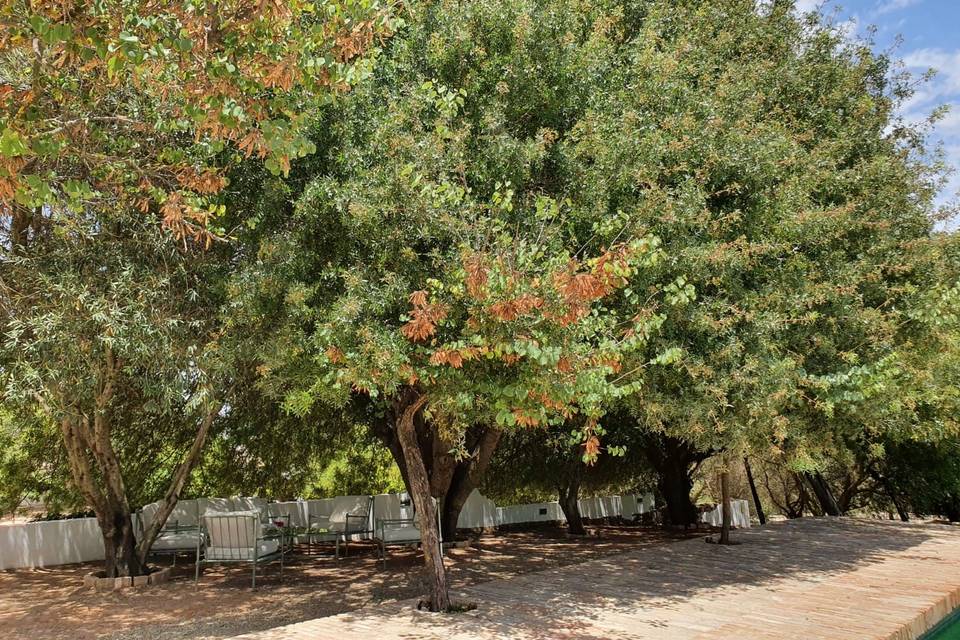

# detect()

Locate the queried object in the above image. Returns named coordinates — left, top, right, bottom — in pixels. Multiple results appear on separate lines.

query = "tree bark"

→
left=58, top=413, right=147, bottom=577
left=794, top=473, right=811, bottom=517
left=394, top=391, right=450, bottom=612
left=440, top=426, right=502, bottom=537
left=46, top=363, right=221, bottom=577
left=558, top=476, right=585, bottom=535
left=803, top=471, right=841, bottom=516
left=869, top=469, right=909, bottom=523
left=743, top=457, right=766, bottom=525
left=372, top=404, right=502, bottom=541
left=102, top=509, right=143, bottom=577
left=719, top=467, right=732, bottom=544
left=643, top=434, right=707, bottom=527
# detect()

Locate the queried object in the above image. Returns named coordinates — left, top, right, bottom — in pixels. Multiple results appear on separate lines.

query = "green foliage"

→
left=233, top=0, right=682, bottom=461
left=0, top=0, right=396, bottom=239
left=555, top=0, right=958, bottom=468
left=308, top=435, right=405, bottom=497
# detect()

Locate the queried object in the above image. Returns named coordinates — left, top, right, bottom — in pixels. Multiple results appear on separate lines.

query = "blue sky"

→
left=795, top=0, right=959, bottom=227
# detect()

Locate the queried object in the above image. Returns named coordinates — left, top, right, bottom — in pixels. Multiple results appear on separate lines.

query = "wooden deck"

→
left=231, top=518, right=960, bottom=639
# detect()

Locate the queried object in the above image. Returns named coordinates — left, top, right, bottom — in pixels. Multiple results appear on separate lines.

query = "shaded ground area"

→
left=0, top=524, right=696, bottom=640
left=230, top=518, right=960, bottom=640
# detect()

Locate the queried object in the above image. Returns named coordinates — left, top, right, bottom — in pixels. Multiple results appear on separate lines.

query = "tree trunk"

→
left=102, top=509, right=143, bottom=577
left=743, top=457, right=766, bottom=525
left=803, top=471, right=841, bottom=516
left=869, top=469, right=909, bottom=523
left=558, top=475, right=586, bottom=535
left=942, top=497, right=960, bottom=523
left=394, top=391, right=450, bottom=612
left=440, top=427, right=502, bottom=538
left=643, top=433, right=707, bottom=528
left=136, top=402, right=222, bottom=566
left=657, top=462, right=700, bottom=527
left=794, top=473, right=811, bottom=517
left=718, top=467, right=732, bottom=545
left=371, top=400, right=502, bottom=542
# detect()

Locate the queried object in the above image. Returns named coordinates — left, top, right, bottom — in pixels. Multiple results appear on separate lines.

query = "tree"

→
left=0, top=0, right=396, bottom=579
left=555, top=0, right=958, bottom=541
left=1, top=213, right=231, bottom=577
left=485, top=418, right=652, bottom=535
left=743, top=457, right=767, bottom=525
left=232, top=0, right=680, bottom=609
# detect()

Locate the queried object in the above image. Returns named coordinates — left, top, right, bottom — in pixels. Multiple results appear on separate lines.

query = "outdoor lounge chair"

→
left=195, top=511, right=288, bottom=588
left=138, top=500, right=203, bottom=567
left=306, top=495, right=373, bottom=558
left=374, top=517, right=422, bottom=567
left=372, top=496, right=441, bottom=567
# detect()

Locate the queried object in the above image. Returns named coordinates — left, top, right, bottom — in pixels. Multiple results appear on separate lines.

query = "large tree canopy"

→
left=559, top=0, right=959, bottom=522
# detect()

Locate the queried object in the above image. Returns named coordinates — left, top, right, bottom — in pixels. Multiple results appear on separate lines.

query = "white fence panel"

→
left=0, top=518, right=104, bottom=570
left=457, top=490, right=498, bottom=530
left=701, top=499, right=751, bottom=528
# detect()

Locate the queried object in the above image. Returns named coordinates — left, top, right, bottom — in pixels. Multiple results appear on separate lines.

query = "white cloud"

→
left=900, top=49, right=960, bottom=125
left=875, top=0, right=923, bottom=16
left=793, top=0, right=822, bottom=13
left=896, top=49, right=960, bottom=218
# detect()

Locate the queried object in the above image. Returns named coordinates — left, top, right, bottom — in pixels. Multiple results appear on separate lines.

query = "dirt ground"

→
left=0, top=524, right=700, bottom=640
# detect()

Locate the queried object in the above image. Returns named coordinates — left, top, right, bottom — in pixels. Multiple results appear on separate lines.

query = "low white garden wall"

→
left=701, top=499, right=751, bottom=529
left=0, top=517, right=104, bottom=570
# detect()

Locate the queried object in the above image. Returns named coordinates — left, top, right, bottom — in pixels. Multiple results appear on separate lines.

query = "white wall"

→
left=0, top=518, right=104, bottom=570
left=701, top=499, right=751, bottom=528
left=457, top=490, right=498, bottom=530
left=497, top=502, right=566, bottom=526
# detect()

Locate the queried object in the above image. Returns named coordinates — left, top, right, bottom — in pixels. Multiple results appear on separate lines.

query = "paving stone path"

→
left=231, top=518, right=960, bottom=639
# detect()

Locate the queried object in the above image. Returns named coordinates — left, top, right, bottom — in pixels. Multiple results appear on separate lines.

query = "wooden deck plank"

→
left=231, top=518, right=960, bottom=640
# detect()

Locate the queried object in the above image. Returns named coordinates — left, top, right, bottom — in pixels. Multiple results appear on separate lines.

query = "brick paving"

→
left=230, top=518, right=960, bottom=640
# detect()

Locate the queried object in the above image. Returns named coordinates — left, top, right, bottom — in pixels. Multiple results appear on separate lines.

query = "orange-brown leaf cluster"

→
left=528, top=390, right=575, bottom=417
left=583, top=434, right=601, bottom=459
left=429, top=349, right=464, bottom=368
left=400, top=290, right=448, bottom=342
left=488, top=293, right=544, bottom=321
left=464, top=255, right=488, bottom=299
left=176, top=167, right=228, bottom=195
left=512, top=410, right=540, bottom=427
left=160, top=193, right=215, bottom=247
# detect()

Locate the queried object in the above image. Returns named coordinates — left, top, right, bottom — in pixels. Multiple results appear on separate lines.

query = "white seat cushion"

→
left=378, top=523, right=421, bottom=544
left=205, top=539, right=280, bottom=561
left=152, top=530, right=202, bottom=551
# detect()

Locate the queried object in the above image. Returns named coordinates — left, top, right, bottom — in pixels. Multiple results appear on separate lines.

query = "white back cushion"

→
left=329, top=495, right=371, bottom=525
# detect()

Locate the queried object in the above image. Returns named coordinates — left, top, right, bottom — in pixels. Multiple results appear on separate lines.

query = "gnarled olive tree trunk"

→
left=47, top=356, right=221, bottom=577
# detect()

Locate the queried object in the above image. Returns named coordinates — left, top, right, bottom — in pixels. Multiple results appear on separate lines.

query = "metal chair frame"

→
left=373, top=499, right=443, bottom=568
left=137, top=502, right=203, bottom=568
left=374, top=517, right=422, bottom=567
left=195, top=512, right=289, bottom=589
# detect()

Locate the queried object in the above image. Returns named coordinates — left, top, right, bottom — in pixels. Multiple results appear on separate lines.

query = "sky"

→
left=794, top=0, right=959, bottom=228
